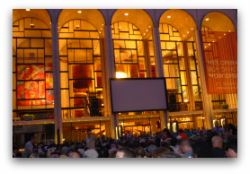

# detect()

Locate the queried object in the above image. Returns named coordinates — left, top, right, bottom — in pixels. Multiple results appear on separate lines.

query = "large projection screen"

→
left=110, top=78, right=167, bottom=113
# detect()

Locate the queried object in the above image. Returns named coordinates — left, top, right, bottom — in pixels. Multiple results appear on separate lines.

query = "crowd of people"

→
left=13, top=124, right=237, bottom=158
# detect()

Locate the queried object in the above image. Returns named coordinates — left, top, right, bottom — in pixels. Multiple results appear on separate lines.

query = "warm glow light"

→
left=167, top=15, right=171, bottom=19
left=77, top=10, right=82, bottom=14
left=205, top=17, right=210, bottom=22
left=116, top=72, right=127, bottom=78
left=124, top=12, right=129, bottom=16
left=184, top=99, right=189, bottom=103
left=25, top=9, right=31, bottom=12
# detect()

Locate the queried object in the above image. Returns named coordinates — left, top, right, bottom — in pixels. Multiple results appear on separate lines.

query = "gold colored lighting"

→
left=77, top=10, right=82, bottom=14
left=116, top=72, right=127, bottom=79
left=124, top=12, right=129, bottom=16
left=205, top=17, right=210, bottom=22
left=167, top=15, right=171, bottom=19
left=25, top=9, right=31, bottom=12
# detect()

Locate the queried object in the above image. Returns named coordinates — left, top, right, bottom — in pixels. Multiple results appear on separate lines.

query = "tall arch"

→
left=111, top=10, right=155, bottom=78
left=13, top=9, right=54, bottom=145
left=110, top=10, right=161, bottom=135
left=159, top=10, right=203, bottom=130
left=201, top=12, right=237, bottom=126
left=57, top=10, right=109, bottom=142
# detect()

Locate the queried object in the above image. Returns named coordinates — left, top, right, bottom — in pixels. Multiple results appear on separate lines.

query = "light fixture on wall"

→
left=205, top=17, right=210, bottom=22
left=116, top=72, right=128, bottom=79
left=30, top=23, right=35, bottom=27
left=167, top=15, right=171, bottom=19
left=124, top=12, right=129, bottom=16
left=25, top=9, right=31, bottom=12
left=77, top=10, right=82, bottom=14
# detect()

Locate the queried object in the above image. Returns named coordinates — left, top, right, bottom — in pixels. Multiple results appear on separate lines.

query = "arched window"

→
left=13, top=10, right=54, bottom=121
left=201, top=12, right=237, bottom=109
left=58, top=16, right=104, bottom=119
left=159, top=10, right=202, bottom=112
left=112, top=21, right=147, bottom=78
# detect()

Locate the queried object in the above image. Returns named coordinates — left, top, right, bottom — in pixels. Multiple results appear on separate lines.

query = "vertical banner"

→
left=204, top=32, right=237, bottom=94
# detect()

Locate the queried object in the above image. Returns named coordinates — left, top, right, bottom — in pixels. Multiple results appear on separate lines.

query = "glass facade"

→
left=59, top=19, right=104, bottom=119
left=112, top=22, right=147, bottom=78
left=159, top=24, right=202, bottom=112
left=13, top=16, right=54, bottom=121
left=12, top=9, right=237, bottom=143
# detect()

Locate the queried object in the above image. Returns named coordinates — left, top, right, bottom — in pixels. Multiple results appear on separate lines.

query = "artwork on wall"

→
left=16, top=65, right=54, bottom=106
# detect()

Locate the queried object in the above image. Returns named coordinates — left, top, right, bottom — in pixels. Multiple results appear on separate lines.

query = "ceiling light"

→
left=124, top=12, right=129, bottom=16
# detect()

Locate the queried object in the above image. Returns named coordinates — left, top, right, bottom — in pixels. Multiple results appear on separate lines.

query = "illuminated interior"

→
left=159, top=10, right=203, bottom=112
left=112, top=10, right=155, bottom=78
left=201, top=12, right=237, bottom=110
left=12, top=9, right=237, bottom=144
left=13, top=9, right=54, bottom=121
left=58, top=10, right=105, bottom=120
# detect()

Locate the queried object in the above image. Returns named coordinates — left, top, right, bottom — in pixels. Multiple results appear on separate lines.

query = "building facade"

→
left=13, top=9, right=237, bottom=145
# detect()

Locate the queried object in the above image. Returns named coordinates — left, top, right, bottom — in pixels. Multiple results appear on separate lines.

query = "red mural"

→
left=17, top=65, right=54, bottom=106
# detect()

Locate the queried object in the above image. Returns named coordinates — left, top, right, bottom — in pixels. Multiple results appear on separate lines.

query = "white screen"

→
left=110, top=78, right=167, bottom=113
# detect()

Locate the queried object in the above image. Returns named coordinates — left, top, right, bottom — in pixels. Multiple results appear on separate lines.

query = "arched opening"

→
left=13, top=9, right=54, bottom=146
left=111, top=10, right=161, bottom=136
left=112, top=10, right=155, bottom=79
left=58, top=10, right=110, bottom=141
left=159, top=10, right=203, bottom=130
left=201, top=12, right=237, bottom=126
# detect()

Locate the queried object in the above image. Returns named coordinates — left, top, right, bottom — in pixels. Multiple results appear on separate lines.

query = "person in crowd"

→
left=13, top=124, right=237, bottom=158
left=23, top=134, right=35, bottom=158
left=172, top=139, right=193, bottom=158
left=211, top=135, right=226, bottom=157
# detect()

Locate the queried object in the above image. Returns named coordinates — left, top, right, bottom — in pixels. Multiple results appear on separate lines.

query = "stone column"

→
left=152, top=23, right=168, bottom=129
left=195, top=27, right=213, bottom=129
left=103, top=16, right=117, bottom=139
left=49, top=9, right=63, bottom=144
